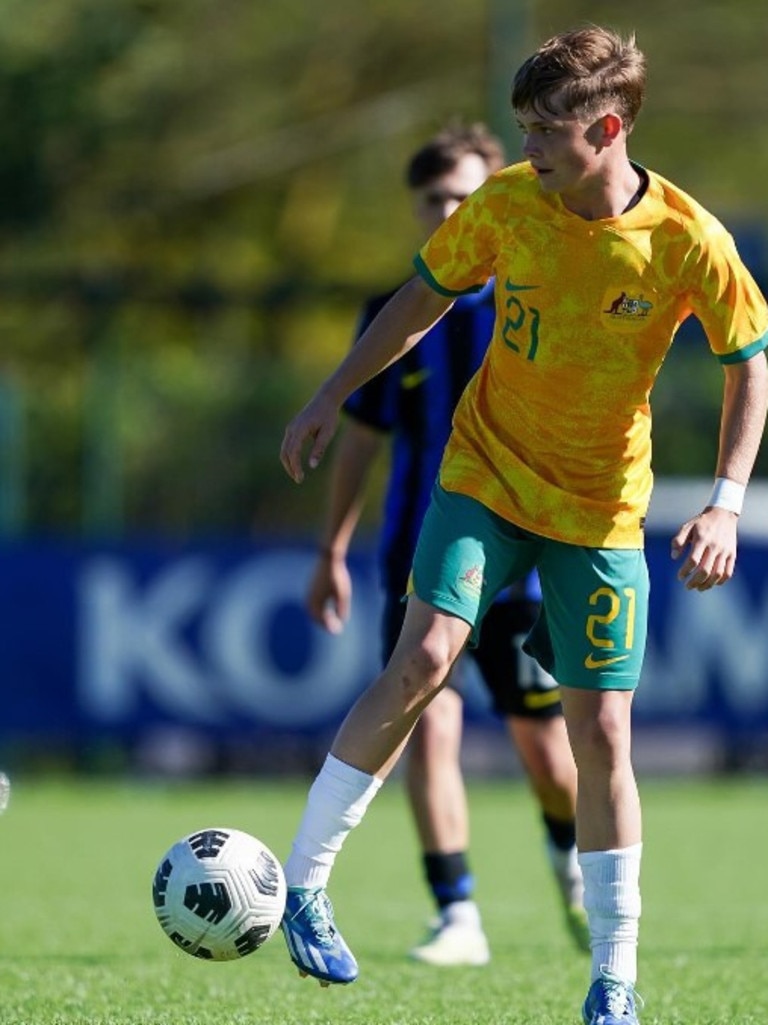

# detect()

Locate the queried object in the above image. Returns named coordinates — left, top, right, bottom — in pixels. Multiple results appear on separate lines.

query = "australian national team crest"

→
left=601, top=287, right=656, bottom=332
left=457, top=564, right=484, bottom=600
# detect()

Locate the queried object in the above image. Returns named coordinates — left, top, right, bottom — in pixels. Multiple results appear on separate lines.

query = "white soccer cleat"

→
left=408, top=902, right=490, bottom=967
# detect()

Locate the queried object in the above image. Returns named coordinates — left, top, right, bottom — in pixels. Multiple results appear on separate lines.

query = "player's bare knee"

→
left=398, top=635, right=455, bottom=694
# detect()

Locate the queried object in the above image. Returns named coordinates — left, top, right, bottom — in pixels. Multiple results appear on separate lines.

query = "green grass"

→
left=0, top=775, right=766, bottom=1024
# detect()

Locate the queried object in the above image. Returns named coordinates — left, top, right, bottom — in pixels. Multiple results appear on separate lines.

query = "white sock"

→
left=579, top=843, right=642, bottom=984
left=283, top=753, right=383, bottom=889
left=546, top=840, right=584, bottom=908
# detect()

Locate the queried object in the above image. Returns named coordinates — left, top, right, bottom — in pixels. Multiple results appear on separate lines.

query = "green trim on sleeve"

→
left=413, top=253, right=485, bottom=297
left=717, top=332, right=768, bottom=364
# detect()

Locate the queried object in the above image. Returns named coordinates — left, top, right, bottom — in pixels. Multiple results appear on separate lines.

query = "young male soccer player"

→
left=305, top=122, right=587, bottom=966
left=279, top=25, right=768, bottom=1024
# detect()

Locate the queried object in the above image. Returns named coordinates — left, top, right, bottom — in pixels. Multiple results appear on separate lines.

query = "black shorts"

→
left=381, top=592, right=563, bottom=720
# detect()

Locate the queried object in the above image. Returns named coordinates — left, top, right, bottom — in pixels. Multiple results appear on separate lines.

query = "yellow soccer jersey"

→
left=414, top=161, right=768, bottom=548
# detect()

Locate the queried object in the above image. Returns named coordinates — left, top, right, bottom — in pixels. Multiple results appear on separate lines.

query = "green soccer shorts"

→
left=410, top=483, right=649, bottom=690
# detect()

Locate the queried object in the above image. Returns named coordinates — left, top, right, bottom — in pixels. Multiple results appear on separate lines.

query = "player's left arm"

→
left=671, top=351, right=768, bottom=591
left=281, top=277, right=453, bottom=483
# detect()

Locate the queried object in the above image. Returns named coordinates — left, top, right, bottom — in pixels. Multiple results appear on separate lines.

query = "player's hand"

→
left=280, top=392, right=339, bottom=483
left=306, top=552, right=352, bottom=634
left=670, top=506, right=738, bottom=591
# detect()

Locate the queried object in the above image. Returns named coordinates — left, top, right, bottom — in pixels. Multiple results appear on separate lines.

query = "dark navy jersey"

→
left=344, top=281, right=540, bottom=602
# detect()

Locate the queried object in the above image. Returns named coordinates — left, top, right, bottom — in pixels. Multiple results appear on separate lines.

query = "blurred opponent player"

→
left=305, top=122, right=587, bottom=965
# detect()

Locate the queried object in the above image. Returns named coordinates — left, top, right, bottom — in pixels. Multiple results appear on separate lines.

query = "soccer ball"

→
left=152, top=827, right=287, bottom=961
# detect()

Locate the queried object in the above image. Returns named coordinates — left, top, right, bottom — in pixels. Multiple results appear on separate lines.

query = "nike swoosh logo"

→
left=505, top=280, right=541, bottom=292
left=401, top=368, right=431, bottom=389
left=584, top=653, right=630, bottom=670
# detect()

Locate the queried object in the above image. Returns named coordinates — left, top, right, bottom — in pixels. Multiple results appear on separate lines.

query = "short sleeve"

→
left=415, top=183, right=500, bottom=296
left=688, top=224, right=768, bottom=362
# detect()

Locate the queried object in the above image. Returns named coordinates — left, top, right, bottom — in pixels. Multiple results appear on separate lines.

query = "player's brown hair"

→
left=512, top=25, right=646, bottom=131
left=406, top=121, right=507, bottom=188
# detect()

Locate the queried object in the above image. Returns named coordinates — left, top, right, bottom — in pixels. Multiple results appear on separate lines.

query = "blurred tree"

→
left=0, top=0, right=764, bottom=535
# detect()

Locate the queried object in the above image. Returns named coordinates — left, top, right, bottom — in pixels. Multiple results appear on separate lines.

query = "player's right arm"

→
left=671, top=352, right=768, bottom=590
left=306, top=419, right=384, bottom=634
left=280, top=277, right=453, bottom=482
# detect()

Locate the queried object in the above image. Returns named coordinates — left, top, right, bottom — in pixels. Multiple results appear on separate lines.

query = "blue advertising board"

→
left=1, top=529, right=767, bottom=765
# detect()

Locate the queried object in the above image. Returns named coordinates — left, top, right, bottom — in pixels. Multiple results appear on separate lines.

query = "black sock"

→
left=543, top=813, right=576, bottom=851
left=423, top=851, right=474, bottom=909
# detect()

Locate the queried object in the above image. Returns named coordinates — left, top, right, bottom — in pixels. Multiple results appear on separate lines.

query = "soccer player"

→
left=279, top=25, right=768, bottom=1025
left=305, top=122, right=587, bottom=966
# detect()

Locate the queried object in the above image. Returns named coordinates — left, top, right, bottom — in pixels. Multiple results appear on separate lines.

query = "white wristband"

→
left=707, top=477, right=745, bottom=515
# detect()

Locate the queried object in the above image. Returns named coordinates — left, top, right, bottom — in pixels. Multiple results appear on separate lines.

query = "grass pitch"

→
left=0, top=774, right=766, bottom=1024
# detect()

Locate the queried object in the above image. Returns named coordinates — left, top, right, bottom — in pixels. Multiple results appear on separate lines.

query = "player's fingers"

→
left=305, top=585, right=329, bottom=624
left=335, top=589, right=351, bottom=624
left=676, top=551, right=701, bottom=583
left=692, top=569, right=717, bottom=592
left=307, top=423, right=334, bottom=470
left=320, top=600, right=345, bottom=635
left=715, top=550, right=737, bottom=585
left=683, top=567, right=707, bottom=590
left=280, top=424, right=305, bottom=483
left=684, top=545, right=733, bottom=591
left=701, top=549, right=736, bottom=590
left=676, top=537, right=712, bottom=587
left=670, top=520, right=694, bottom=560
left=311, top=608, right=342, bottom=634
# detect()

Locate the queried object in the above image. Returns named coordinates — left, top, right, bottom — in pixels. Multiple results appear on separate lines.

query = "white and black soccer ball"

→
left=152, top=827, right=287, bottom=961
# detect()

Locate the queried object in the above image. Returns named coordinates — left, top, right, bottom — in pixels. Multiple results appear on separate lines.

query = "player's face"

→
left=412, top=152, right=489, bottom=238
left=515, top=101, right=610, bottom=200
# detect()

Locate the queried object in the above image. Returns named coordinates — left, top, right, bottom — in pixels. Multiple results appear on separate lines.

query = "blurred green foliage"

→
left=0, top=0, right=766, bottom=535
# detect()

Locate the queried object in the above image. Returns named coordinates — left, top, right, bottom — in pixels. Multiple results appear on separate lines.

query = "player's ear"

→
left=601, top=113, right=623, bottom=142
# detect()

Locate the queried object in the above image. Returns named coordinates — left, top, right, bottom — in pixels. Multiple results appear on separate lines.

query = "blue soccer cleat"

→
left=280, top=887, right=358, bottom=986
left=582, top=967, right=643, bottom=1024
